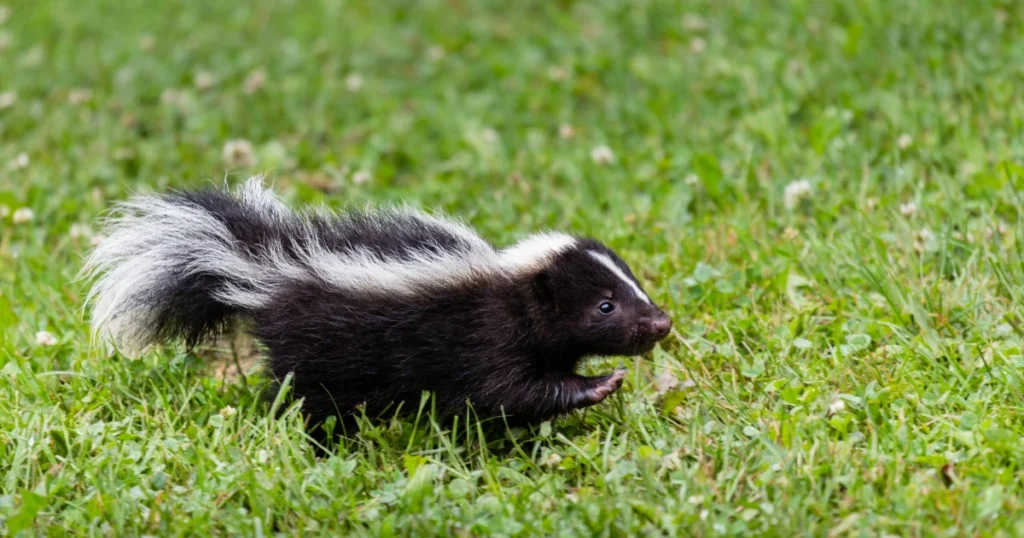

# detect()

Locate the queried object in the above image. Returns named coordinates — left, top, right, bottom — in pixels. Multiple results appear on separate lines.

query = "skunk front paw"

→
left=586, top=368, right=627, bottom=404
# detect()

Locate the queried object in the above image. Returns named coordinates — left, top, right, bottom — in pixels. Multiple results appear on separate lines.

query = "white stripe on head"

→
left=498, top=233, right=577, bottom=274
left=586, top=251, right=652, bottom=304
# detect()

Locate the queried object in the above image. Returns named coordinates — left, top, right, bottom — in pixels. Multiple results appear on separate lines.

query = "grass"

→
left=2, top=0, right=1024, bottom=535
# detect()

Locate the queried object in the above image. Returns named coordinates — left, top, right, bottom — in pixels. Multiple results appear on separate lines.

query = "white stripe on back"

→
left=587, top=251, right=652, bottom=304
left=498, top=232, right=577, bottom=274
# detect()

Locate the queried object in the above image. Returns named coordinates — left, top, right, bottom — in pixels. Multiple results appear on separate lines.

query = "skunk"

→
left=83, top=177, right=672, bottom=429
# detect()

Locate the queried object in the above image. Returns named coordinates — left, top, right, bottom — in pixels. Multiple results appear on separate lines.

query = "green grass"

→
left=2, top=0, right=1024, bottom=535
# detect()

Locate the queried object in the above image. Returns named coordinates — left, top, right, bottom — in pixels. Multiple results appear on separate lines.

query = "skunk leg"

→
left=480, top=369, right=628, bottom=420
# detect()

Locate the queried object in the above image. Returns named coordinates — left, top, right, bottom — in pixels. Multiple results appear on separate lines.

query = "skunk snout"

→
left=640, top=313, right=672, bottom=340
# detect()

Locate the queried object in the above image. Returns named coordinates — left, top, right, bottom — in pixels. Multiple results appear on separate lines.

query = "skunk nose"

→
left=646, top=315, right=672, bottom=339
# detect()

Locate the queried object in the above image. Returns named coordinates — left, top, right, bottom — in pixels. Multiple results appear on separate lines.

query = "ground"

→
left=2, top=0, right=1023, bottom=536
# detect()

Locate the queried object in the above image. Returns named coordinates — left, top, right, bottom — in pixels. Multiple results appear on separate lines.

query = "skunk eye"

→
left=598, top=302, right=616, bottom=315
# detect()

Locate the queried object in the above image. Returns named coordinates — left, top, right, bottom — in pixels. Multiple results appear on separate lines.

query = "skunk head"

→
left=517, top=237, right=672, bottom=357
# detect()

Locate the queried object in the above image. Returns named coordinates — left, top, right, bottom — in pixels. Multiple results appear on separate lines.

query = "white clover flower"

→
left=547, top=66, right=569, bottom=81
left=590, top=145, right=614, bottom=165
left=426, top=46, right=445, bottom=62
left=783, top=179, right=813, bottom=210
left=479, top=127, right=499, bottom=144
left=69, top=223, right=92, bottom=239
left=681, top=14, right=707, bottom=31
left=914, top=228, right=936, bottom=254
left=68, top=88, right=92, bottom=105
left=897, top=133, right=913, bottom=150
left=828, top=398, right=845, bottom=416
left=345, top=73, right=364, bottom=92
left=194, top=71, right=217, bottom=91
left=0, top=90, right=16, bottom=109
left=9, top=152, right=28, bottom=170
left=21, top=46, right=43, bottom=66
left=35, top=331, right=57, bottom=347
left=351, top=170, right=372, bottom=185
left=689, top=38, right=707, bottom=53
left=160, top=88, right=186, bottom=106
left=219, top=405, right=237, bottom=418
left=243, top=68, right=267, bottom=94
left=900, top=201, right=917, bottom=217
left=139, top=34, right=156, bottom=51
left=558, top=123, right=575, bottom=140
left=12, top=207, right=33, bottom=224
left=222, top=139, right=255, bottom=168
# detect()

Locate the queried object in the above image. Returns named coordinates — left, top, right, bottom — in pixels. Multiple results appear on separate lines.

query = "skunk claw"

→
left=587, top=369, right=627, bottom=403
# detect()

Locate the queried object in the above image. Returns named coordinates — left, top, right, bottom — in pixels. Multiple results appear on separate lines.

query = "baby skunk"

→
left=83, top=178, right=672, bottom=429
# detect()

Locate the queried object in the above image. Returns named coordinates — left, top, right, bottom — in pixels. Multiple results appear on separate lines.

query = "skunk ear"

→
left=532, top=270, right=556, bottom=307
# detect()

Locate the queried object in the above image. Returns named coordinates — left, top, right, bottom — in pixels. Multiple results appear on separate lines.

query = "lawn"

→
left=2, top=0, right=1024, bottom=535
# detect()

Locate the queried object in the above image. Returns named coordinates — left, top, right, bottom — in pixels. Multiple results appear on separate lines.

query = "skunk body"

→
left=84, top=178, right=672, bottom=428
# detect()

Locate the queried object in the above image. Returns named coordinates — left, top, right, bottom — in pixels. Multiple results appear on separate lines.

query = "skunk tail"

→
left=81, top=176, right=302, bottom=353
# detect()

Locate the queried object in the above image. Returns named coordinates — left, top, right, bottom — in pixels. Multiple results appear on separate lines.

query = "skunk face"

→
left=532, top=240, right=672, bottom=357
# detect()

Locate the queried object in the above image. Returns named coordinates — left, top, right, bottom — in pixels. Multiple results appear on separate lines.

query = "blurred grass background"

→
left=2, top=0, right=1024, bottom=535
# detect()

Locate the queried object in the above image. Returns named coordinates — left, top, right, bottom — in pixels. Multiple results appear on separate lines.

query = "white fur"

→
left=586, top=251, right=652, bottom=304
left=84, top=177, right=586, bottom=351
left=82, top=194, right=283, bottom=351
left=498, top=232, right=577, bottom=274
left=410, top=210, right=493, bottom=254
left=238, top=174, right=290, bottom=221
left=298, top=243, right=496, bottom=297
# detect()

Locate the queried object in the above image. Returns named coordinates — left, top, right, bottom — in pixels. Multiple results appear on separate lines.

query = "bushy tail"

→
left=81, top=177, right=301, bottom=353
